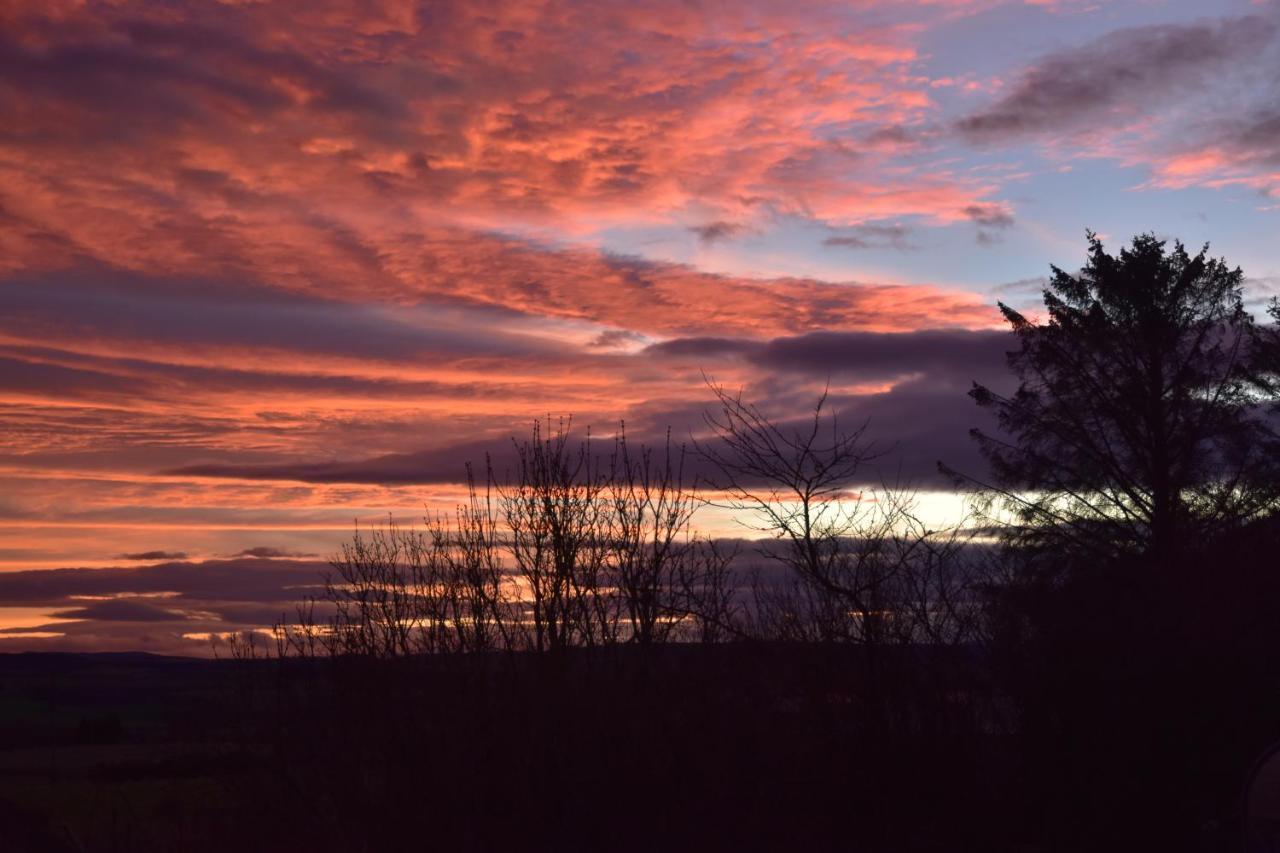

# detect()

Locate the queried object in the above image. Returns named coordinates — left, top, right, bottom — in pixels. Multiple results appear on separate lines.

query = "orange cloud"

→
left=0, top=0, right=1005, bottom=248
left=0, top=0, right=1013, bottom=607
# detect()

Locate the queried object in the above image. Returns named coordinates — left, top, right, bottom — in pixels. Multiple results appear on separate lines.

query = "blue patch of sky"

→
left=590, top=0, right=1278, bottom=314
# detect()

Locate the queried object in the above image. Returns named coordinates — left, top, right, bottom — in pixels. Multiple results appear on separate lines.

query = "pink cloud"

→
left=0, top=0, right=1005, bottom=244
left=0, top=0, right=1017, bottom=607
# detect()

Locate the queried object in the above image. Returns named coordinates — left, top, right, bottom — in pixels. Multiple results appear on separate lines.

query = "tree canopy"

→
left=962, top=232, right=1279, bottom=562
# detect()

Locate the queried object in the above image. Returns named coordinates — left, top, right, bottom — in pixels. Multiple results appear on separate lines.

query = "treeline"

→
left=214, top=389, right=998, bottom=852
left=252, top=389, right=981, bottom=662
left=208, top=234, right=1280, bottom=853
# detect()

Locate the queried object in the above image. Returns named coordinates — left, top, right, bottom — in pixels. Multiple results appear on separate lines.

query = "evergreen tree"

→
left=959, top=232, right=1278, bottom=562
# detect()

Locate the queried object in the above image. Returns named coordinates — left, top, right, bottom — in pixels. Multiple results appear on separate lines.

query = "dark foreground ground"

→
left=0, top=646, right=1269, bottom=852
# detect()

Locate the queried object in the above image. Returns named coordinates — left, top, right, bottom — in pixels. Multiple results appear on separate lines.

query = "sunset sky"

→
left=2, top=0, right=1279, bottom=652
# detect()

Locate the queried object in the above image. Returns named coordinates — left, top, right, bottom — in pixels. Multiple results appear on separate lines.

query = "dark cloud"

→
left=588, top=329, right=648, bottom=349
left=51, top=599, right=189, bottom=623
left=992, top=276, right=1049, bottom=298
left=0, top=267, right=562, bottom=367
left=689, top=221, right=745, bottom=245
left=1229, top=108, right=1280, bottom=167
left=650, top=328, right=1012, bottom=383
left=0, top=556, right=334, bottom=653
left=961, top=205, right=1014, bottom=229
left=177, top=329, right=1013, bottom=487
left=0, top=558, right=328, bottom=607
left=0, top=342, right=537, bottom=409
left=0, top=28, right=286, bottom=142
left=0, top=354, right=142, bottom=399
left=169, top=436, right=564, bottom=486
left=956, top=15, right=1278, bottom=143
left=760, top=329, right=1009, bottom=379
left=835, top=378, right=999, bottom=485
left=643, top=337, right=751, bottom=359
left=823, top=223, right=913, bottom=250
left=863, top=125, right=916, bottom=148
left=634, top=374, right=1007, bottom=487
left=0, top=11, right=413, bottom=149
left=0, top=555, right=335, bottom=653
left=118, top=550, right=189, bottom=561
left=961, top=205, right=1014, bottom=247
left=229, top=547, right=318, bottom=559
left=639, top=328, right=1017, bottom=485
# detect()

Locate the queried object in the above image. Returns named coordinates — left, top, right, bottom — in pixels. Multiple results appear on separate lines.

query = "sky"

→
left=2, top=0, right=1279, bottom=653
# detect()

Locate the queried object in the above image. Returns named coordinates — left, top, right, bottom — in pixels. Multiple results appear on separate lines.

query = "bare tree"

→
left=674, top=537, right=742, bottom=643
left=283, top=401, right=979, bottom=659
left=607, top=427, right=699, bottom=645
left=322, top=519, right=435, bottom=657
left=889, top=509, right=984, bottom=646
left=279, top=492, right=512, bottom=659
left=500, top=418, right=613, bottom=651
left=697, top=381, right=979, bottom=647
left=697, top=382, right=889, bottom=642
left=432, top=464, right=513, bottom=653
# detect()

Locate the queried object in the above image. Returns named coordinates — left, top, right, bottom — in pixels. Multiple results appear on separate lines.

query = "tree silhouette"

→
left=698, top=382, right=978, bottom=645
left=606, top=428, right=699, bottom=645
left=955, top=232, right=1279, bottom=563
